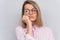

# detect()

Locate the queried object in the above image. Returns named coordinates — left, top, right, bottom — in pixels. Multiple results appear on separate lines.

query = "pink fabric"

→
left=16, top=25, right=55, bottom=40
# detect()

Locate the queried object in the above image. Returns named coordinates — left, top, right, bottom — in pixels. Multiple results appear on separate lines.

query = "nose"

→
left=29, top=11, right=33, bottom=15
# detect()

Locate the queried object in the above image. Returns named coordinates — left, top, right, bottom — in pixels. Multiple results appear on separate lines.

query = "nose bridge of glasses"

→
left=29, top=9, right=33, bottom=14
left=24, top=8, right=36, bottom=14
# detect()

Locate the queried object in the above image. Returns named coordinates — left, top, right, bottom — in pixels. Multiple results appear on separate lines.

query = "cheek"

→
left=24, top=13, right=29, bottom=16
left=30, top=14, right=37, bottom=21
left=33, top=14, right=37, bottom=19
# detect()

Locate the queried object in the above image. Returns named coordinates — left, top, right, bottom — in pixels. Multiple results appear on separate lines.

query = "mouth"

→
left=28, top=15, right=34, bottom=20
left=29, top=16, right=33, bottom=19
left=29, top=16, right=33, bottom=18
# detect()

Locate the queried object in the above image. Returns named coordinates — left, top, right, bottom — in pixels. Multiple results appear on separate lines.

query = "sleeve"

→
left=25, top=34, right=35, bottom=40
left=15, top=26, right=35, bottom=40
left=48, top=28, right=55, bottom=40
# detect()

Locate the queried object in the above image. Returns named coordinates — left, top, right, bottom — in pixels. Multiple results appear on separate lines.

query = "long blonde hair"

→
left=20, top=0, right=43, bottom=28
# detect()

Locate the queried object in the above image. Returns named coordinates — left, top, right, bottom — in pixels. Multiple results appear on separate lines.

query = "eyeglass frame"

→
left=24, top=8, right=38, bottom=14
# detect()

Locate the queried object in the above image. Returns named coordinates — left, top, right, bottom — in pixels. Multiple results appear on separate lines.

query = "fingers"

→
left=22, top=15, right=29, bottom=23
left=23, top=15, right=29, bottom=19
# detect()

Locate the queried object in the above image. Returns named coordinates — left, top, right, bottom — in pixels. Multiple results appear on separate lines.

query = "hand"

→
left=22, top=15, right=32, bottom=25
left=22, top=15, right=33, bottom=36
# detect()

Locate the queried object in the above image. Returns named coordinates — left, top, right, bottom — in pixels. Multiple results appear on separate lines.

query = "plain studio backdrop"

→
left=0, top=0, right=60, bottom=40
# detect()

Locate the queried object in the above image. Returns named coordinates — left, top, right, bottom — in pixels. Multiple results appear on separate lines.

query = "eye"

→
left=24, top=9, right=29, bottom=13
left=25, top=10, right=29, bottom=12
left=32, top=9, right=37, bottom=12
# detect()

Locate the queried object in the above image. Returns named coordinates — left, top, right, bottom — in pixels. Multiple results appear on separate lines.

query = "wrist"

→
left=27, top=20, right=32, bottom=25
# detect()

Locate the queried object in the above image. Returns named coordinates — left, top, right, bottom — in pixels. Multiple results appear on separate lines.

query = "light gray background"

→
left=0, top=0, right=60, bottom=40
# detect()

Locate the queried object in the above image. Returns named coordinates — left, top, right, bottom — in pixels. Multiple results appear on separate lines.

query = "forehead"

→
left=24, top=4, right=35, bottom=9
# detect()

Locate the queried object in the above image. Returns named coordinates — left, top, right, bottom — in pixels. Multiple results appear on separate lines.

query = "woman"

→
left=16, top=0, right=55, bottom=40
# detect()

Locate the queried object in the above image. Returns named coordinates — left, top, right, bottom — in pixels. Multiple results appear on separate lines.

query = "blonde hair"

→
left=20, top=0, right=43, bottom=28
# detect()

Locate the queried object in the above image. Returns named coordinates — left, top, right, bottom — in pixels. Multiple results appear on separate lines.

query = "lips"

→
left=28, top=15, right=34, bottom=19
left=29, top=16, right=33, bottom=18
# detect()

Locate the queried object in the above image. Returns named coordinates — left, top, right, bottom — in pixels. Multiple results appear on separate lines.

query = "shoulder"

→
left=42, top=26, right=52, bottom=30
left=16, top=25, right=24, bottom=32
left=16, top=26, right=22, bottom=30
left=38, top=26, right=53, bottom=33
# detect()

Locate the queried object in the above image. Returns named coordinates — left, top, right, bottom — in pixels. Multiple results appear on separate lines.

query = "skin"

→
left=22, top=4, right=37, bottom=36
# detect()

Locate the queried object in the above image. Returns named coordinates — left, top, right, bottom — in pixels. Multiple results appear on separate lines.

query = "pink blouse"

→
left=16, top=25, right=55, bottom=40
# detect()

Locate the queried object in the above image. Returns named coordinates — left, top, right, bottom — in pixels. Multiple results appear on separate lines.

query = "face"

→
left=24, top=4, right=37, bottom=22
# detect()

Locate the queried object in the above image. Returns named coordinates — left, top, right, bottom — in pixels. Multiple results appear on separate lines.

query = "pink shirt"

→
left=16, top=25, right=55, bottom=40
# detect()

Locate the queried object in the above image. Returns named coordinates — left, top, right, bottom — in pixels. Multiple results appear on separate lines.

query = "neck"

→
left=32, top=21, right=35, bottom=26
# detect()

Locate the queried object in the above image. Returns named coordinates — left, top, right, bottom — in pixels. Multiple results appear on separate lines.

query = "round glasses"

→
left=24, top=8, right=37, bottom=14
